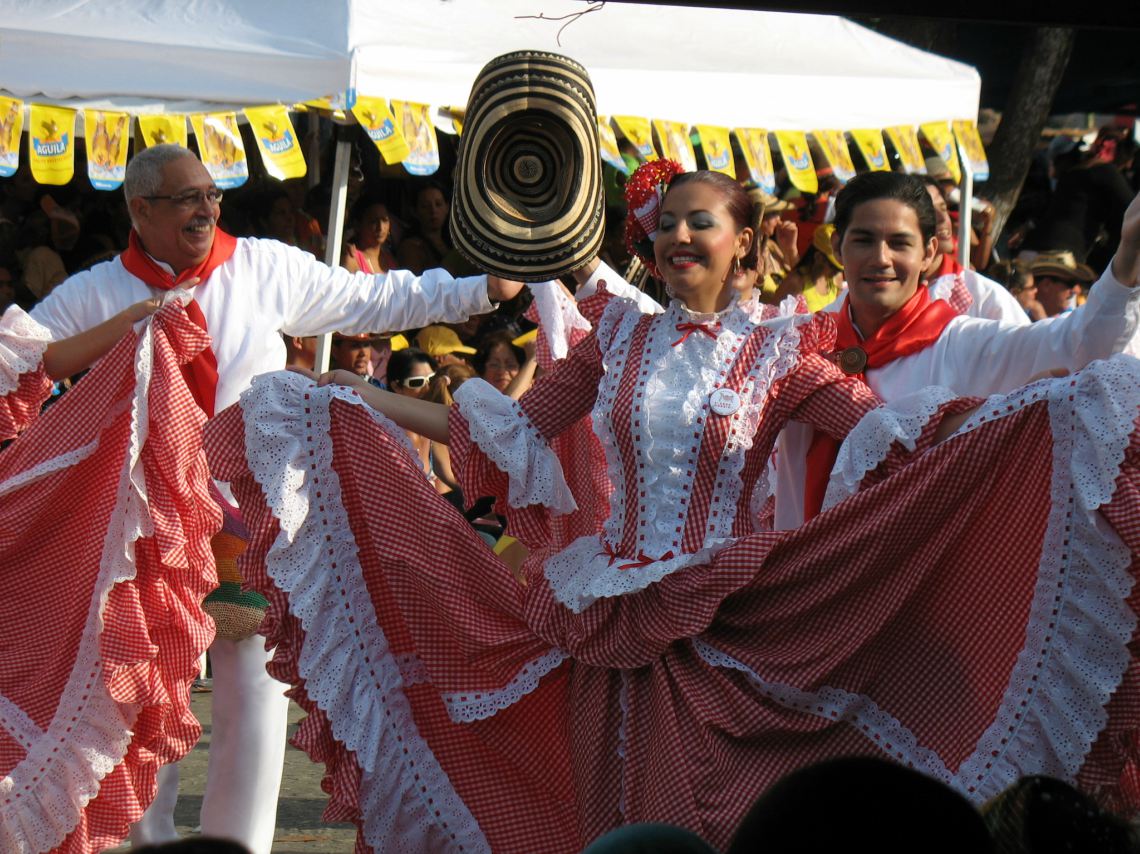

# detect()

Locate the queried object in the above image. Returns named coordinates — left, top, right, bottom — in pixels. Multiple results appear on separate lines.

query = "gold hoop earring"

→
left=733, top=257, right=741, bottom=277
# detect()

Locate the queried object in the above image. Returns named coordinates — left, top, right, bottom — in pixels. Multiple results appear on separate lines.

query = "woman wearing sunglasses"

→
left=385, top=347, right=456, bottom=496
left=213, top=164, right=1140, bottom=853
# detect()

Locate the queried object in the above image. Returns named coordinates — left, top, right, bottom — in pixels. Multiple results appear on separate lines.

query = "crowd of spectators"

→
left=5, top=119, right=1133, bottom=331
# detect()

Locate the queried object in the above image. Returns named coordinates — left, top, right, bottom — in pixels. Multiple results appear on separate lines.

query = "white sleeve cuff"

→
left=822, top=386, right=958, bottom=511
left=454, top=378, right=577, bottom=514
left=0, top=306, right=52, bottom=395
left=525, top=281, right=592, bottom=360
left=577, top=261, right=663, bottom=315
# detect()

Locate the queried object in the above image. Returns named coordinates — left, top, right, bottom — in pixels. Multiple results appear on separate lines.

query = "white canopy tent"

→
left=0, top=0, right=982, bottom=366
left=0, top=0, right=979, bottom=129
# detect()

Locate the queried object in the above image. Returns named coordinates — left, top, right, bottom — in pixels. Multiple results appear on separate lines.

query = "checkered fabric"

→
left=523, top=293, right=612, bottom=557
left=0, top=366, right=51, bottom=442
left=207, top=350, right=1140, bottom=853
left=945, top=271, right=974, bottom=314
left=0, top=307, right=53, bottom=441
left=0, top=305, right=219, bottom=853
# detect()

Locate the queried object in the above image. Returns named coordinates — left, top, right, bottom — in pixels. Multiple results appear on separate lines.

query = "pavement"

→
left=110, top=690, right=356, bottom=853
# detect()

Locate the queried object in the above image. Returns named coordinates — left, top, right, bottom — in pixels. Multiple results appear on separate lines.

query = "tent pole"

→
left=315, top=126, right=353, bottom=373
left=957, top=149, right=974, bottom=272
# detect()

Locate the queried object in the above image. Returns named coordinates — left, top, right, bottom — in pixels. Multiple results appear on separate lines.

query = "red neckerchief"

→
left=119, top=228, right=237, bottom=417
left=802, top=286, right=958, bottom=521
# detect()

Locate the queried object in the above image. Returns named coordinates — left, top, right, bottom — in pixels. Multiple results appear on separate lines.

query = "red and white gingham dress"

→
left=0, top=305, right=218, bottom=853
left=206, top=296, right=1140, bottom=854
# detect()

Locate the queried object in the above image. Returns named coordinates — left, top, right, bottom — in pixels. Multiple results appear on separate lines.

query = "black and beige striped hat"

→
left=451, top=51, right=605, bottom=282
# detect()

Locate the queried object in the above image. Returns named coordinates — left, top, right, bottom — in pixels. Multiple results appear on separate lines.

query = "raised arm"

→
left=925, top=190, right=1140, bottom=394
left=267, top=241, right=522, bottom=336
left=1112, top=188, right=1140, bottom=287
left=311, top=369, right=450, bottom=442
left=42, top=298, right=163, bottom=379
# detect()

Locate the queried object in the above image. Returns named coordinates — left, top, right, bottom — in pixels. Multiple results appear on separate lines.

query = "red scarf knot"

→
left=802, top=285, right=960, bottom=522
left=118, top=228, right=238, bottom=417
left=671, top=321, right=720, bottom=347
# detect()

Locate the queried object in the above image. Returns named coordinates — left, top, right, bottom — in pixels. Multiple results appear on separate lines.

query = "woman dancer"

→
left=206, top=164, right=1140, bottom=853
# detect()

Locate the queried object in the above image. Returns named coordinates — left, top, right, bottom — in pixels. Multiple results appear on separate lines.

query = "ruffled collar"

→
left=669, top=292, right=745, bottom=324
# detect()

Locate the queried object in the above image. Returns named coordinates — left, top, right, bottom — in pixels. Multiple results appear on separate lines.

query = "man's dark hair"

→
left=834, top=171, right=937, bottom=244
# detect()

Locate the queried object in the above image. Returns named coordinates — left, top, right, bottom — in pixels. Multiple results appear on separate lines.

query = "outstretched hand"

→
left=487, top=275, right=525, bottom=302
left=1113, top=190, right=1140, bottom=286
left=124, top=297, right=165, bottom=323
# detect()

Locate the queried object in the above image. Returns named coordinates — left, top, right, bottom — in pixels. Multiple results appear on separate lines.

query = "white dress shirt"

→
left=31, top=237, right=494, bottom=412
left=774, top=261, right=1140, bottom=530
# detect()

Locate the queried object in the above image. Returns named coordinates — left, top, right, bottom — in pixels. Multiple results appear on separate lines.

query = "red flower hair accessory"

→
left=623, top=158, right=685, bottom=277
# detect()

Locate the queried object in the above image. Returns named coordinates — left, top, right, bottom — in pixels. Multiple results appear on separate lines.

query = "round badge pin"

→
left=837, top=346, right=868, bottom=375
left=709, top=387, right=741, bottom=416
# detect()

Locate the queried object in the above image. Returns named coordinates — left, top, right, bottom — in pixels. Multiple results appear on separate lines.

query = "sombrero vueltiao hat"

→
left=747, top=188, right=792, bottom=215
left=451, top=51, right=605, bottom=282
left=1028, top=250, right=1096, bottom=284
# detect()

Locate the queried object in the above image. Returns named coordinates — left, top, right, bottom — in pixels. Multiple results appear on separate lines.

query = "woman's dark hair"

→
left=414, top=179, right=450, bottom=203
left=386, top=346, right=437, bottom=387
left=473, top=331, right=526, bottom=376
left=350, top=192, right=390, bottom=228
left=833, top=171, right=937, bottom=244
left=665, top=171, right=760, bottom=270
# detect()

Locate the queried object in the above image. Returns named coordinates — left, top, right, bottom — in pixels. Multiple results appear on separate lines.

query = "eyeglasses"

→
left=400, top=374, right=434, bottom=389
left=143, top=188, right=224, bottom=208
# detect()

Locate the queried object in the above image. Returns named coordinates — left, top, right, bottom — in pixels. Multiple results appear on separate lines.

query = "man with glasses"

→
left=27, top=144, right=524, bottom=854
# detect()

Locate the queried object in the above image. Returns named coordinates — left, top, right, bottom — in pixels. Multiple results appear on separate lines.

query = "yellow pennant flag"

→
left=812, top=130, right=856, bottom=183
left=28, top=105, right=76, bottom=185
left=612, top=116, right=657, bottom=162
left=300, top=98, right=347, bottom=121
left=243, top=105, right=306, bottom=180
left=85, top=110, right=130, bottom=190
left=137, top=114, right=188, bottom=149
left=733, top=129, right=776, bottom=194
left=774, top=130, right=818, bottom=194
left=440, top=107, right=464, bottom=137
left=352, top=96, right=410, bottom=165
left=652, top=120, right=697, bottom=172
left=884, top=125, right=925, bottom=175
left=392, top=101, right=439, bottom=176
left=919, top=121, right=962, bottom=184
left=850, top=129, right=890, bottom=172
left=695, top=125, right=734, bottom=176
left=952, top=119, right=990, bottom=182
left=597, top=116, right=626, bottom=173
left=191, top=112, right=248, bottom=189
left=0, top=97, right=23, bottom=177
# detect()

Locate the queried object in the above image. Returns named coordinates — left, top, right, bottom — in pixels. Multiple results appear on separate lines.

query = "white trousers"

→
left=130, top=635, right=290, bottom=854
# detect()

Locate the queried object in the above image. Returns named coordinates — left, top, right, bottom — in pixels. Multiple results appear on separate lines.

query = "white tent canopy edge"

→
left=0, top=0, right=982, bottom=369
left=0, top=0, right=979, bottom=129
